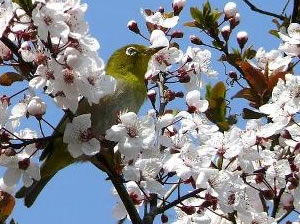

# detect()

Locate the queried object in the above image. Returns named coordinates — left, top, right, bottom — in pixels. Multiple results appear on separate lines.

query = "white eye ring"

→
left=126, top=47, right=137, bottom=56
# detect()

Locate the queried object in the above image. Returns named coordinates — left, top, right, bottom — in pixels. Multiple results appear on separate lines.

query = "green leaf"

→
left=243, top=46, right=256, bottom=60
left=202, top=1, right=211, bottom=17
left=12, top=0, right=33, bottom=14
left=205, top=82, right=229, bottom=131
left=190, top=7, right=203, bottom=24
left=269, top=29, right=280, bottom=39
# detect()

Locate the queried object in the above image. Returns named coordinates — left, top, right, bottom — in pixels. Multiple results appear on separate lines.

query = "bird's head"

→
left=106, top=44, right=159, bottom=84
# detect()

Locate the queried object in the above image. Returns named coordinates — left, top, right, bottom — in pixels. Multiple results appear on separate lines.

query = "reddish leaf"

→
left=0, top=72, right=24, bottom=86
left=268, top=71, right=288, bottom=90
left=239, top=62, right=268, bottom=95
left=242, top=108, right=264, bottom=119
left=231, top=88, right=258, bottom=102
left=0, top=191, right=15, bottom=222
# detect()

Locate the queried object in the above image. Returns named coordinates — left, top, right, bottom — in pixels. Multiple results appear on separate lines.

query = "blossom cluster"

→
left=0, top=0, right=114, bottom=199
left=1, top=0, right=300, bottom=224
left=107, top=1, right=300, bottom=224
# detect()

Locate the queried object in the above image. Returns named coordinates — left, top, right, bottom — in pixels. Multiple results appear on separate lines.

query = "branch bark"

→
left=292, top=0, right=300, bottom=22
left=242, top=0, right=287, bottom=21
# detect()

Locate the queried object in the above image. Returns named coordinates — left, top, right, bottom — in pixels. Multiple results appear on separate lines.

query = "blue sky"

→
left=2, top=0, right=294, bottom=223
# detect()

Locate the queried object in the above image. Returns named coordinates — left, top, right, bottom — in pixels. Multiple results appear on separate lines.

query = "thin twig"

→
left=242, top=0, right=287, bottom=21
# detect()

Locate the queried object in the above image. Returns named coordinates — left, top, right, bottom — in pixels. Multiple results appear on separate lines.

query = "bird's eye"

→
left=126, top=47, right=138, bottom=56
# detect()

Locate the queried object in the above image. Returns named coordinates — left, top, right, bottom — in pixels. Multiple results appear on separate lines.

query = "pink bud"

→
left=173, top=0, right=186, bottom=15
left=147, top=89, right=156, bottom=103
left=127, top=20, right=140, bottom=34
left=221, top=25, right=231, bottom=41
left=190, top=35, right=203, bottom=45
left=18, top=158, right=30, bottom=170
left=236, top=31, right=248, bottom=49
left=27, top=96, right=46, bottom=118
left=224, top=2, right=237, bottom=19
left=171, top=30, right=184, bottom=38
left=229, top=13, right=240, bottom=29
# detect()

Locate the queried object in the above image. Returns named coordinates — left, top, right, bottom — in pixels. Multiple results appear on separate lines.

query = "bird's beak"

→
left=143, top=46, right=165, bottom=55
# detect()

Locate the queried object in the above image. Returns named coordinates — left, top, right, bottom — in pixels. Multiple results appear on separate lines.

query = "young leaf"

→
left=0, top=191, right=15, bottom=223
left=238, top=61, right=268, bottom=95
left=0, top=72, right=24, bottom=86
left=242, top=108, right=264, bottom=119
left=205, top=82, right=229, bottom=131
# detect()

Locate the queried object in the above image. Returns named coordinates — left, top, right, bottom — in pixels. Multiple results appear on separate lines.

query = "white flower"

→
left=32, top=2, right=70, bottom=42
left=0, top=0, right=13, bottom=37
left=279, top=23, right=300, bottom=56
left=27, top=96, right=47, bottom=117
left=63, top=114, right=100, bottom=158
left=112, top=181, right=143, bottom=220
left=254, top=47, right=292, bottom=74
left=259, top=74, right=300, bottom=127
left=180, top=47, right=217, bottom=91
left=0, top=96, right=10, bottom=128
left=146, top=46, right=183, bottom=79
left=106, top=112, right=155, bottom=161
left=224, top=2, right=237, bottom=19
left=1, top=138, right=40, bottom=188
left=186, top=90, right=209, bottom=113
left=142, top=11, right=179, bottom=29
left=78, top=57, right=116, bottom=105
left=149, top=29, right=169, bottom=48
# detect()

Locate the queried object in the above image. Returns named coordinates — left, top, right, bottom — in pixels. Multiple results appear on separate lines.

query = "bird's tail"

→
left=15, top=173, right=56, bottom=208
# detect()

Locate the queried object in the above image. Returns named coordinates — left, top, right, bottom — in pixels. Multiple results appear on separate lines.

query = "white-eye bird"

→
left=16, top=44, right=157, bottom=207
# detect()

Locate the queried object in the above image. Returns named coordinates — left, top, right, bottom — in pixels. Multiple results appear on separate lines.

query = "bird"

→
left=16, top=44, right=158, bottom=207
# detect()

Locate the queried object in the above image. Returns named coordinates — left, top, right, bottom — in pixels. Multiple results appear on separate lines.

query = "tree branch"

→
left=147, top=188, right=205, bottom=219
left=292, top=0, right=300, bottom=22
left=242, top=0, right=287, bottom=21
left=92, top=158, right=143, bottom=224
left=0, top=35, right=36, bottom=78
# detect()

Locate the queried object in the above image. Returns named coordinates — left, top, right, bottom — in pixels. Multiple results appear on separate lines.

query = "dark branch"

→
left=292, top=0, right=300, bottom=22
left=0, top=35, right=36, bottom=77
left=153, top=188, right=205, bottom=215
left=242, top=0, right=287, bottom=21
left=92, top=158, right=143, bottom=224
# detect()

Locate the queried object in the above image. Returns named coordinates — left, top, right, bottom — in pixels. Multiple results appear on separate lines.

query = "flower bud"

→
left=171, top=30, right=184, bottom=38
left=147, top=89, right=156, bottom=103
left=263, top=189, right=275, bottom=200
left=161, top=214, right=168, bottom=223
left=173, top=0, right=186, bottom=15
left=179, top=74, right=191, bottom=83
left=224, top=2, right=237, bottom=19
left=181, top=205, right=196, bottom=215
left=280, top=129, right=292, bottom=139
left=18, top=158, right=30, bottom=170
left=0, top=95, right=10, bottom=105
left=221, top=25, right=231, bottom=41
left=1, top=148, right=16, bottom=156
left=175, top=91, right=184, bottom=98
left=229, top=71, right=238, bottom=80
left=190, top=35, right=203, bottom=45
left=27, top=96, right=46, bottom=119
left=127, top=20, right=140, bottom=34
left=236, top=31, right=248, bottom=49
left=166, top=90, right=176, bottom=101
left=229, top=13, right=240, bottom=29
left=158, top=6, right=164, bottom=14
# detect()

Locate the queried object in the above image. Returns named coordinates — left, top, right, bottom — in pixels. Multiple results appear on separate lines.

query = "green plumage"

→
left=16, top=44, right=154, bottom=207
